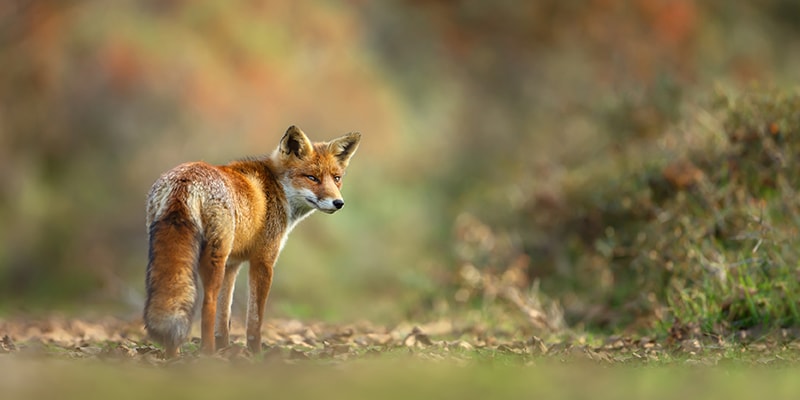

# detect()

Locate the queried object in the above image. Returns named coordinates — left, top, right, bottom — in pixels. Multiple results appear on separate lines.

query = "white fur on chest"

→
left=278, top=178, right=316, bottom=252
left=280, top=208, right=314, bottom=252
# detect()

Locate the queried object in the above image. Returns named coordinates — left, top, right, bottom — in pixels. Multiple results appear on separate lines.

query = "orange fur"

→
left=144, top=126, right=360, bottom=357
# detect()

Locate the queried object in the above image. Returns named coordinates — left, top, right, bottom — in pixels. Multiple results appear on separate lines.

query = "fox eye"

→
left=305, top=175, right=319, bottom=183
left=333, top=175, right=341, bottom=183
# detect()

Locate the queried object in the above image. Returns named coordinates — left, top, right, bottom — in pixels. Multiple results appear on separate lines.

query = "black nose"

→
left=333, top=199, right=344, bottom=209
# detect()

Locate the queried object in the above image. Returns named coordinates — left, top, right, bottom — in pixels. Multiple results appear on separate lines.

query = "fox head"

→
left=275, top=125, right=361, bottom=216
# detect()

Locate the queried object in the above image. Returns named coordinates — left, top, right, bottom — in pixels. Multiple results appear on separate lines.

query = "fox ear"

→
left=328, top=132, right=361, bottom=167
left=280, top=125, right=313, bottom=159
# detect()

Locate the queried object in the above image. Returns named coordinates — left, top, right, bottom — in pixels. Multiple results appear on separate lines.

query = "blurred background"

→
left=2, top=0, right=800, bottom=333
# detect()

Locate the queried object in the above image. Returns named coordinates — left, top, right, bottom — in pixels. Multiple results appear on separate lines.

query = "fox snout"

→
left=313, top=197, right=345, bottom=213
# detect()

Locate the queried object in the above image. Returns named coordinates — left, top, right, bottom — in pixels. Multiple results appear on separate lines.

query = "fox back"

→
left=144, top=125, right=360, bottom=357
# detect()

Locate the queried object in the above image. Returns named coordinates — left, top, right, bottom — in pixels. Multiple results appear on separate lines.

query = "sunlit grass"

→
left=3, top=355, right=800, bottom=400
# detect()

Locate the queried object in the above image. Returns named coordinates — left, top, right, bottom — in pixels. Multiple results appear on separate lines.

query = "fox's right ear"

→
left=279, top=125, right=313, bottom=159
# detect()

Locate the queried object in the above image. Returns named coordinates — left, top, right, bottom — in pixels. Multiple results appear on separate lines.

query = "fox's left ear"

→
left=328, top=132, right=361, bottom=167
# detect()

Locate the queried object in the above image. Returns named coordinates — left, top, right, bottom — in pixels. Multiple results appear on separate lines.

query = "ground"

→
left=2, top=316, right=800, bottom=399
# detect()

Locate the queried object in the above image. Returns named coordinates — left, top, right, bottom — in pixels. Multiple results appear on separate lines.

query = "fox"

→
left=144, top=125, right=361, bottom=358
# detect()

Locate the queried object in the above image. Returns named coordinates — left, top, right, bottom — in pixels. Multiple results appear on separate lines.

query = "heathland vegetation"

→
left=2, top=4, right=800, bottom=389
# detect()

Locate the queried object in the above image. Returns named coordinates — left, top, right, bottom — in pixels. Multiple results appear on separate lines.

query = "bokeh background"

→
left=2, top=1, right=800, bottom=332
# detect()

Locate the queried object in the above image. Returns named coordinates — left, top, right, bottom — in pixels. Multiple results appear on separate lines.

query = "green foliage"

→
left=664, top=89, right=800, bottom=332
left=505, top=88, right=800, bottom=333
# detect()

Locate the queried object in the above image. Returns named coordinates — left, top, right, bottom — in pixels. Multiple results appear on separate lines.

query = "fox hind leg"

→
left=198, top=237, right=233, bottom=355
left=246, top=252, right=277, bottom=354
left=215, top=261, right=242, bottom=349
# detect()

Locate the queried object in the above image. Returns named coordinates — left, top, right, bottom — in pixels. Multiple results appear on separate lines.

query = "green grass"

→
left=3, top=355, right=800, bottom=400
left=493, top=87, right=800, bottom=335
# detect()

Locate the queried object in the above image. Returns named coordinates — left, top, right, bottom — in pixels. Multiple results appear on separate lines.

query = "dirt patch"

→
left=2, top=316, right=800, bottom=367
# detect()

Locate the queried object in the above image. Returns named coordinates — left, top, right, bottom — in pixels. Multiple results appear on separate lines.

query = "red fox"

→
left=144, top=125, right=360, bottom=358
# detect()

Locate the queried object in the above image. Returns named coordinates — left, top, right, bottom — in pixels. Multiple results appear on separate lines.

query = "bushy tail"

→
left=144, top=211, right=202, bottom=356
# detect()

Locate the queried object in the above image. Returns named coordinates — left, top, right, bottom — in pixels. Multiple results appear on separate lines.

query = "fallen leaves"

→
left=1, top=316, right=800, bottom=367
left=1, top=335, right=16, bottom=352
